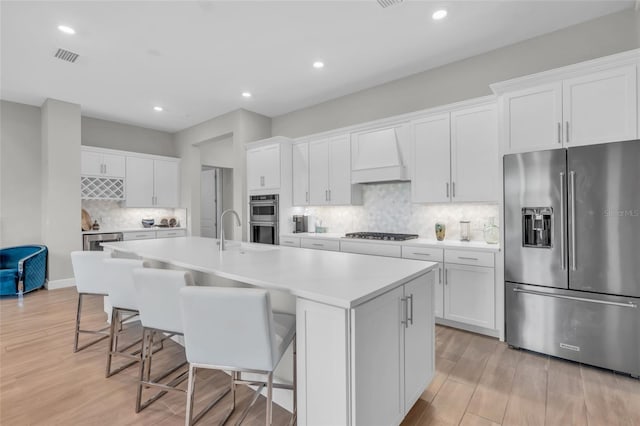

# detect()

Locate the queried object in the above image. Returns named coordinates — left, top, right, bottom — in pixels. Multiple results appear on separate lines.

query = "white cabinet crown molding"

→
left=490, top=48, right=640, bottom=95
left=291, top=95, right=497, bottom=144
left=81, top=145, right=179, bottom=162
left=244, top=136, right=293, bottom=150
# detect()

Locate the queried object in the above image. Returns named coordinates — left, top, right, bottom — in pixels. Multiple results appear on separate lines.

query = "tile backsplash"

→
left=82, top=200, right=187, bottom=230
left=294, top=182, right=499, bottom=241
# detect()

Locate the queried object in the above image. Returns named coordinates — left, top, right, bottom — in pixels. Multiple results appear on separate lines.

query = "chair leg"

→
left=291, top=335, right=297, bottom=426
left=136, top=327, right=149, bottom=413
left=73, top=293, right=83, bottom=352
left=105, top=307, right=118, bottom=377
left=185, top=364, right=197, bottom=426
left=266, top=372, right=273, bottom=426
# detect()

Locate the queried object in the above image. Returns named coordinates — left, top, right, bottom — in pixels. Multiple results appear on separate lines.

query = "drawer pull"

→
left=412, top=252, right=431, bottom=256
left=458, top=256, right=479, bottom=261
left=312, top=243, right=324, bottom=247
left=136, top=234, right=147, bottom=238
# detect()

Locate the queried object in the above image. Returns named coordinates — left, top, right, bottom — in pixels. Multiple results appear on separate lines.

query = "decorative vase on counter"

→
left=435, top=222, right=446, bottom=241
left=483, top=217, right=499, bottom=244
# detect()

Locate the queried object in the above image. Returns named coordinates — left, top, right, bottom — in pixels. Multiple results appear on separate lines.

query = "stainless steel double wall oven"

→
left=249, top=194, right=279, bottom=245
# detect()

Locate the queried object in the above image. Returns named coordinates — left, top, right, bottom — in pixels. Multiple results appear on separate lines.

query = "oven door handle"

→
left=250, top=221, right=277, bottom=226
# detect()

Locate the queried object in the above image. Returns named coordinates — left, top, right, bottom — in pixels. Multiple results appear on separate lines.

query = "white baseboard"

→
left=46, top=278, right=75, bottom=290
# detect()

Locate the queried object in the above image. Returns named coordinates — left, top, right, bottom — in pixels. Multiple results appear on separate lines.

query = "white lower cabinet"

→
left=280, top=236, right=301, bottom=248
left=339, top=241, right=401, bottom=258
left=122, top=229, right=186, bottom=241
left=444, top=262, right=495, bottom=329
left=403, top=247, right=495, bottom=331
left=300, top=238, right=340, bottom=252
left=352, top=271, right=434, bottom=424
left=297, top=270, right=434, bottom=426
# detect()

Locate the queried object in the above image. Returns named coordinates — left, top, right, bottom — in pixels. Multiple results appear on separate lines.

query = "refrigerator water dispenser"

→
left=522, top=207, right=553, bottom=248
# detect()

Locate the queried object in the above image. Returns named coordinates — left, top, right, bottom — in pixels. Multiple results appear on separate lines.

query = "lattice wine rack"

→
left=81, top=176, right=125, bottom=200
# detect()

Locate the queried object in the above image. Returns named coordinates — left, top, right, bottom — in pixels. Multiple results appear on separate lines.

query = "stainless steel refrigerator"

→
left=504, top=140, right=640, bottom=377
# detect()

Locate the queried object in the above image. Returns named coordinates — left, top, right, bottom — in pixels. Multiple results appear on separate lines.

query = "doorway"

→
left=200, top=166, right=234, bottom=238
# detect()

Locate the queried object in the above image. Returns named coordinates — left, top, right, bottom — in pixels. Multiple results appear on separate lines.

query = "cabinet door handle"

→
left=104, top=164, right=107, bottom=174
left=565, top=121, right=570, bottom=143
left=458, top=256, right=479, bottom=261
left=446, top=182, right=449, bottom=198
left=438, top=268, right=442, bottom=284
left=445, top=269, right=448, bottom=285
left=328, top=189, right=331, bottom=201
left=325, top=190, right=328, bottom=201
left=401, top=297, right=408, bottom=328
left=557, top=122, right=562, bottom=144
left=452, top=182, right=456, bottom=198
left=306, top=191, right=309, bottom=202
left=407, top=294, right=414, bottom=326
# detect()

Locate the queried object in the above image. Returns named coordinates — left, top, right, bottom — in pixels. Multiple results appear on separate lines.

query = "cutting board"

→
left=81, top=209, right=92, bottom=231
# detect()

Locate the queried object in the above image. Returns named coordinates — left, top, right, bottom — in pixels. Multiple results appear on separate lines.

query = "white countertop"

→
left=82, top=227, right=186, bottom=235
left=281, top=232, right=500, bottom=252
left=102, top=236, right=436, bottom=308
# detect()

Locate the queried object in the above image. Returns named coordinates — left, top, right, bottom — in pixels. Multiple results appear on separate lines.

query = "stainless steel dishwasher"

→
left=82, top=232, right=123, bottom=251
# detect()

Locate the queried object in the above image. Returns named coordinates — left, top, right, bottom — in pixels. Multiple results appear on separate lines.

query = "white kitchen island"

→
left=102, top=236, right=436, bottom=426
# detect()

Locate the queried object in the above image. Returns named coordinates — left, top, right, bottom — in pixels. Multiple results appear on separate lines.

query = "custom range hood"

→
left=351, top=124, right=410, bottom=183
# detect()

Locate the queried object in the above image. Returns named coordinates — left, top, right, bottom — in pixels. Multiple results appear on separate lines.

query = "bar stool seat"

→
left=132, top=267, right=197, bottom=413
left=180, top=286, right=296, bottom=426
left=70, top=251, right=111, bottom=352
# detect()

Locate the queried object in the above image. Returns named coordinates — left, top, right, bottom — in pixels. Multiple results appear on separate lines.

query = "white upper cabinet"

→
left=126, top=156, right=180, bottom=208
left=307, top=134, right=360, bottom=206
left=562, top=65, right=637, bottom=147
left=153, top=159, right=180, bottom=207
left=247, top=143, right=281, bottom=191
left=451, top=103, right=498, bottom=202
left=308, top=139, right=330, bottom=205
left=495, top=57, right=638, bottom=153
left=292, top=142, right=310, bottom=206
left=81, top=148, right=125, bottom=178
left=411, top=101, right=498, bottom=203
left=502, top=83, right=563, bottom=153
left=411, top=113, right=451, bottom=203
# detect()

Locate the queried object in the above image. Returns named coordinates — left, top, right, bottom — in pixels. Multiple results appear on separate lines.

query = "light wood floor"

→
left=2, top=288, right=639, bottom=426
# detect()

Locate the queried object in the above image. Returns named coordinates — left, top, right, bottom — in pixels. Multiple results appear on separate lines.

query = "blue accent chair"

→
left=0, top=245, right=48, bottom=296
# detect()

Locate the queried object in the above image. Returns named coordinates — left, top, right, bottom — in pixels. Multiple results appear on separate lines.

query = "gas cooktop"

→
left=344, top=232, right=419, bottom=241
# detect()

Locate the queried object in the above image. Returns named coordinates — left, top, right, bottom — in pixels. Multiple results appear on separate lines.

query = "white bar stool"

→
left=70, top=251, right=111, bottom=352
left=103, top=258, right=145, bottom=378
left=179, top=286, right=297, bottom=426
left=132, top=268, right=200, bottom=413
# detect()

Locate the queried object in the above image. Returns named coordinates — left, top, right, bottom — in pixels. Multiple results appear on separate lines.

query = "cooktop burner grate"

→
left=344, top=232, right=419, bottom=241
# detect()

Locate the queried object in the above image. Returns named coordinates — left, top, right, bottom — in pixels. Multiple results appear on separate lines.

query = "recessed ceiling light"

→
left=57, top=25, right=76, bottom=34
left=313, top=61, right=324, bottom=69
left=242, top=92, right=252, bottom=98
left=153, top=106, right=163, bottom=112
left=432, top=9, right=447, bottom=20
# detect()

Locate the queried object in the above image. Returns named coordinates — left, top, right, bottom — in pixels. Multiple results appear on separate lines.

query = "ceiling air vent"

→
left=54, top=48, right=79, bottom=63
left=377, top=0, right=403, bottom=8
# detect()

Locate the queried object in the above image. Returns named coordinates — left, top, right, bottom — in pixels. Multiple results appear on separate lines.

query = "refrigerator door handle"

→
left=569, top=171, right=577, bottom=271
left=512, top=287, right=637, bottom=308
left=560, top=172, right=566, bottom=270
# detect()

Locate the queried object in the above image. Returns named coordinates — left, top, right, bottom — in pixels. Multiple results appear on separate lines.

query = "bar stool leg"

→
left=292, top=336, right=297, bottom=426
left=105, top=307, right=118, bottom=377
left=136, top=327, right=150, bottom=413
left=266, top=372, right=273, bottom=426
left=185, top=364, right=197, bottom=426
left=73, top=293, right=83, bottom=352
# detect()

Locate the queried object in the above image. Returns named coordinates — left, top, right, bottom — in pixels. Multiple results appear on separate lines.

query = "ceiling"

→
left=1, top=1, right=635, bottom=133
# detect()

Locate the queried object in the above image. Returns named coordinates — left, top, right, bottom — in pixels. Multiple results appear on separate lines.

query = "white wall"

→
left=174, top=109, right=271, bottom=240
left=272, top=9, right=640, bottom=137
left=41, top=99, right=82, bottom=282
left=199, top=134, right=234, bottom=168
left=0, top=100, right=42, bottom=247
left=82, top=116, right=175, bottom=157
